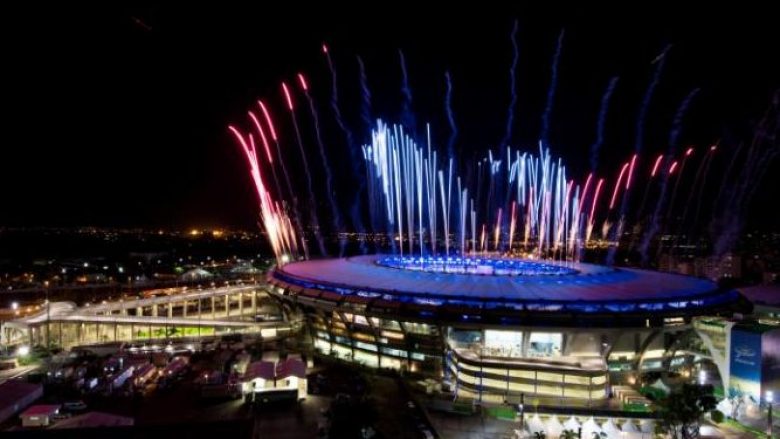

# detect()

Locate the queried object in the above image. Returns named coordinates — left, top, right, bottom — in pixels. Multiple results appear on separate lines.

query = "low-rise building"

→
left=19, top=404, right=60, bottom=427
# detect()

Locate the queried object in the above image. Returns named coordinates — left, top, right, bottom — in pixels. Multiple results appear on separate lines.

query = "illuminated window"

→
left=527, top=333, right=562, bottom=358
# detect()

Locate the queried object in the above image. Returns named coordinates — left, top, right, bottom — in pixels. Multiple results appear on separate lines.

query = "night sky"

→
left=3, top=5, right=778, bottom=230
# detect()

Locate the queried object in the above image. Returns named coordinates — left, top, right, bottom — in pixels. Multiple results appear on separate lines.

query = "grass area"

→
left=640, top=386, right=667, bottom=400
left=722, top=418, right=777, bottom=438
left=485, top=405, right=517, bottom=420
left=134, top=326, right=215, bottom=339
left=622, top=402, right=653, bottom=413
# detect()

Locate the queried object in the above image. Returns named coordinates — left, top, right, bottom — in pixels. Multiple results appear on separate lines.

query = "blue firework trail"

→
left=501, top=19, right=519, bottom=148
left=445, top=71, right=457, bottom=162
left=357, top=55, right=379, bottom=236
left=624, top=46, right=672, bottom=256
left=596, top=77, right=620, bottom=265
left=302, top=83, right=346, bottom=254
left=639, top=88, right=700, bottom=265
left=634, top=45, right=671, bottom=155
left=285, top=91, right=328, bottom=256
left=399, top=49, right=416, bottom=134
left=357, top=56, right=373, bottom=132
left=323, top=44, right=367, bottom=253
left=540, top=29, right=564, bottom=147
left=590, top=77, right=619, bottom=171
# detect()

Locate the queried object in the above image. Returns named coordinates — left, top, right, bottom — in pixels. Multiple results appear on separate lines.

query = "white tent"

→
left=581, top=417, right=602, bottom=439
left=563, top=416, right=581, bottom=432
left=528, top=414, right=546, bottom=435
left=601, top=419, right=621, bottom=439
left=639, top=419, right=655, bottom=434
left=546, top=415, right=564, bottom=438
left=716, top=398, right=733, bottom=418
left=621, top=420, right=638, bottom=433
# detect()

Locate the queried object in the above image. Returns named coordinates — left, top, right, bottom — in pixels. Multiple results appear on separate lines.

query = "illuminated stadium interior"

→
left=376, top=256, right=579, bottom=276
left=268, top=255, right=750, bottom=404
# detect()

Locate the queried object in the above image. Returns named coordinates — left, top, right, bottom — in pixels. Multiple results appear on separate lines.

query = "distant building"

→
left=180, top=268, right=214, bottom=281
left=0, top=381, right=43, bottom=424
left=704, top=253, right=742, bottom=281
left=739, top=285, right=780, bottom=319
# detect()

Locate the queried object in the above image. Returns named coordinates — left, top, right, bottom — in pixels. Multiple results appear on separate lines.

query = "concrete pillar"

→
left=167, top=304, right=173, bottom=319
left=239, top=292, right=243, bottom=316
left=152, top=304, right=158, bottom=317
left=183, top=301, right=188, bottom=318
left=121, top=307, right=128, bottom=316
left=225, top=295, right=230, bottom=318
left=211, top=297, right=216, bottom=319
left=252, top=291, right=258, bottom=314
left=136, top=307, right=143, bottom=317
left=197, top=299, right=202, bottom=317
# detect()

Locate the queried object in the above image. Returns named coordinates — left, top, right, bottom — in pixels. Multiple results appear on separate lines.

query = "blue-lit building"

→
left=268, top=255, right=750, bottom=404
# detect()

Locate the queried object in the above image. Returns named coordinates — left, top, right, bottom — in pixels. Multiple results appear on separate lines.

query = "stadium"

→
left=268, top=254, right=750, bottom=404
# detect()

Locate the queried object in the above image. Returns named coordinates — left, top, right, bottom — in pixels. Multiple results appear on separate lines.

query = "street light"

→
left=518, top=393, right=525, bottom=431
left=44, top=281, right=50, bottom=348
left=767, top=390, right=774, bottom=439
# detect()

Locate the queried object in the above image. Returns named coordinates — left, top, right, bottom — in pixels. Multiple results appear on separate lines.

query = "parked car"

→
left=63, top=400, right=87, bottom=411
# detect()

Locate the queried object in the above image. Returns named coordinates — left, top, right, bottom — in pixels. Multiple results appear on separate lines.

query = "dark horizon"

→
left=2, top=5, right=778, bottom=231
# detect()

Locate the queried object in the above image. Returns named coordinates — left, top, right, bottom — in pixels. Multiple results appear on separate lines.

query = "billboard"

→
left=729, top=327, right=762, bottom=399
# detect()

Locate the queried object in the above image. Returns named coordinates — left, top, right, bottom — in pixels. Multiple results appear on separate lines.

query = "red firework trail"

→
left=589, top=178, right=605, bottom=224
left=228, top=126, right=252, bottom=163
left=247, top=111, right=273, bottom=163
left=651, top=154, right=664, bottom=177
left=257, top=100, right=278, bottom=141
left=297, top=73, right=308, bottom=91
left=281, top=82, right=294, bottom=111
left=626, top=154, right=638, bottom=190
left=668, top=161, right=679, bottom=175
left=610, top=162, right=630, bottom=210
left=579, top=173, right=593, bottom=212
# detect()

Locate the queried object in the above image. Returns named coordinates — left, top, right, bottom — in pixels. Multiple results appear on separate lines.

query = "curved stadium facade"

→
left=268, top=255, right=749, bottom=403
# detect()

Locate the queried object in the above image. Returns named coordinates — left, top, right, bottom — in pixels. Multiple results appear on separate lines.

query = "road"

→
left=0, top=365, right=39, bottom=384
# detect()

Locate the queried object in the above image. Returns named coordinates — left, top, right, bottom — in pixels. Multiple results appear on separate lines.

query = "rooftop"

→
left=275, top=255, right=721, bottom=302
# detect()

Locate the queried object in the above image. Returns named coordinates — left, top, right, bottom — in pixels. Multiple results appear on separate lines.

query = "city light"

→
left=17, top=345, right=30, bottom=357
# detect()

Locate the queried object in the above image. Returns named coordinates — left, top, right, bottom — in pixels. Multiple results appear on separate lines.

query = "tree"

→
left=658, top=384, right=717, bottom=439
left=561, top=429, right=578, bottom=439
left=727, top=386, right=746, bottom=419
